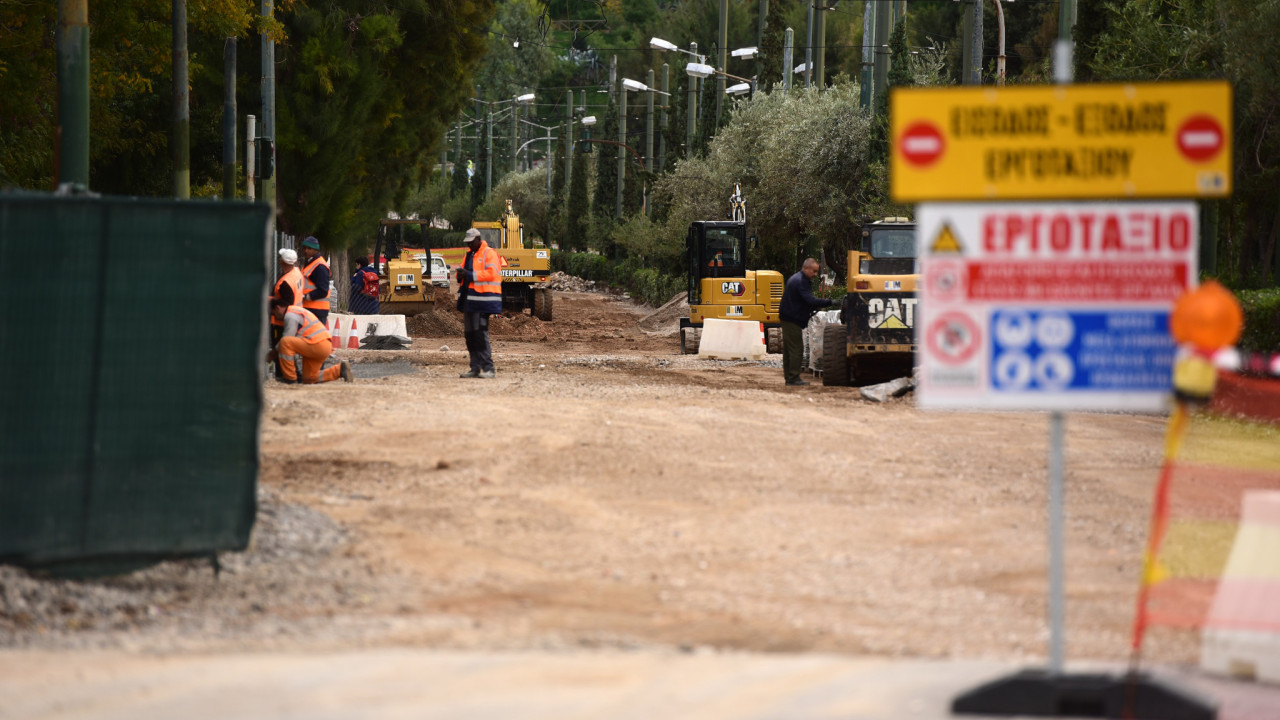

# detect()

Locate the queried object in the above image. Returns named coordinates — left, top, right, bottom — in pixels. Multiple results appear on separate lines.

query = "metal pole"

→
left=1055, top=0, right=1077, bottom=84
left=486, top=106, right=493, bottom=197
left=510, top=102, right=518, bottom=174
left=222, top=37, right=236, bottom=200
left=805, top=3, right=813, bottom=88
left=246, top=115, right=256, bottom=202
left=961, top=1, right=973, bottom=86
left=782, top=27, right=792, bottom=92
left=970, top=0, right=984, bottom=85
left=995, top=0, right=1006, bottom=86
left=454, top=115, right=462, bottom=175
left=565, top=89, right=574, bottom=193
left=756, top=0, right=768, bottom=87
left=546, top=126, right=553, bottom=197
left=873, top=0, right=890, bottom=103
left=645, top=69, right=655, bottom=180
left=716, top=0, right=727, bottom=126
left=172, top=0, right=190, bottom=198
left=686, top=43, right=698, bottom=157
left=860, top=2, right=873, bottom=109
left=260, top=0, right=276, bottom=212
left=814, top=1, right=826, bottom=91
left=658, top=63, right=669, bottom=173
left=1048, top=411, right=1066, bottom=674
left=617, top=85, right=627, bottom=218
left=56, top=0, right=90, bottom=189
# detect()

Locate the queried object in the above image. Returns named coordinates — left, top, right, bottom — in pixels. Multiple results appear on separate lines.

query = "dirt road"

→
left=3, top=289, right=1192, bottom=665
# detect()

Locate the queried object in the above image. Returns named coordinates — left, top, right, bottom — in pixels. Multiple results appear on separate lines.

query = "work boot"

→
left=459, top=369, right=480, bottom=378
left=340, top=361, right=353, bottom=383
left=785, top=378, right=810, bottom=386
left=478, top=369, right=496, bottom=379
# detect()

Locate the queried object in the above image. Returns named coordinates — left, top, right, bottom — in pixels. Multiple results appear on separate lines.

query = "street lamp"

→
left=470, top=93, right=536, bottom=195
left=649, top=37, right=705, bottom=62
left=725, top=82, right=751, bottom=97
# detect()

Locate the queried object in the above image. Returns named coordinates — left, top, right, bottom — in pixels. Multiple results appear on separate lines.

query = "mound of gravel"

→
left=637, top=292, right=688, bottom=336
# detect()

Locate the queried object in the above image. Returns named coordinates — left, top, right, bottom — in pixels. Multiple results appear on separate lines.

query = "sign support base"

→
left=951, top=669, right=1217, bottom=719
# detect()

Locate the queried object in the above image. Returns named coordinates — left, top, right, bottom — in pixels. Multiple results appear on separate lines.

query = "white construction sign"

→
left=916, top=202, right=1198, bottom=411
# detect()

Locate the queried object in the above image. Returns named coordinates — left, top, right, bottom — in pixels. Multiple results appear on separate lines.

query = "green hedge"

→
left=551, top=251, right=685, bottom=307
left=1238, top=288, right=1280, bottom=352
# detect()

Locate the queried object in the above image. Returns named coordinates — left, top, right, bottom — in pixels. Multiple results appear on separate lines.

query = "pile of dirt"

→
left=490, top=311, right=550, bottom=340
left=406, top=306, right=463, bottom=337
left=637, top=291, right=688, bottom=336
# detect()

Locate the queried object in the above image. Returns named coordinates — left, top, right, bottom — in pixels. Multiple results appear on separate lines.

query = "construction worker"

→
left=268, top=299, right=352, bottom=384
left=299, top=235, right=331, bottom=327
left=779, top=257, right=833, bottom=387
left=270, top=248, right=304, bottom=379
left=708, top=251, right=724, bottom=268
left=455, top=227, right=502, bottom=378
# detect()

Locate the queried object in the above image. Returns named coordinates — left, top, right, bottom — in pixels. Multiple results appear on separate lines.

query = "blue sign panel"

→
left=989, top=310, right=1175, bottom=393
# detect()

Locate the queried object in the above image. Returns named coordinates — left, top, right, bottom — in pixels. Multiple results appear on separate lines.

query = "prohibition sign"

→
left=899, top=122, right=945, bottom=167
left=1176, top=115, right=1225, bottom=162
left=927, top=312, right=980, bottom=365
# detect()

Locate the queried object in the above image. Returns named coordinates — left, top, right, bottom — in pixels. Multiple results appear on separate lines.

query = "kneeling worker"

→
left=268, top=299, right=353, bottom=384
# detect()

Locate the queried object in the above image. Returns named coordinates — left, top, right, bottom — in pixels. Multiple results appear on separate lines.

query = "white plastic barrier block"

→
left=328, top=314, right=408, bottom=351
left=1200, top=490, right=1280, bottom=685
left=697, top=318, right=766, bottom=361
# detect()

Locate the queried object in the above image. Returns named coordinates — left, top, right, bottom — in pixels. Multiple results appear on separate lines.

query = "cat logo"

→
left=720, top=281, right=746, bottom=297
left=869, top=297, right=918, bottom=329
left=501, top=269, right=534, bottom=277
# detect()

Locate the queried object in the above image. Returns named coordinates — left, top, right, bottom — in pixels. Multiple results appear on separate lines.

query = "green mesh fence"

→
left=0, top=192, right=271, bottom=575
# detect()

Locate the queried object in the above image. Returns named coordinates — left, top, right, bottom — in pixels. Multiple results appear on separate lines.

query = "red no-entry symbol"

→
left=1176, top=115, right=1224, bottom=162
left=899, top=122, right=945, bottom=167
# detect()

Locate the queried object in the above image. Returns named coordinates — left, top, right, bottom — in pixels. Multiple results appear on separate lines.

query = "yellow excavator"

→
left=470, top=199, right=553, bottom=320
left=679, top=185, right=784, bottom=353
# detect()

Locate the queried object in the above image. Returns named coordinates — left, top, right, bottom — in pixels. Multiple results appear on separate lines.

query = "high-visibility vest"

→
left=301, top=255, right=331, bottom=311
left=284, top=306, right=331, bottom=345
left=708, top=253, right=724, bottom=268
left=460, top=241, right=503, bottom=314
left=270, top=267, right=304, bottom=327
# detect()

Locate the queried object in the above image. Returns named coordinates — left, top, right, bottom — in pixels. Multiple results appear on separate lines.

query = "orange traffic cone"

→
left=330, top=317, right=342, bottom=352
left=348, top=317, right=361, bottom=349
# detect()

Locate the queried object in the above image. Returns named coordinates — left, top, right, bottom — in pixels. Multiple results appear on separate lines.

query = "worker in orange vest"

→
left=299, top=235, right=331, bottom=327
left=268, top=300, right=352, bottom=384
left=455, top=228, right=503, bottom=378
left=270, top=248, right=305, bottom=379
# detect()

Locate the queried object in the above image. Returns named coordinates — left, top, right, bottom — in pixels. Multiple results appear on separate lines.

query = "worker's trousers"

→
left=279, top=337, right=342, bottom=384
left=782, top=320, right=804, bottom=383
left=463, top=312, right=494, bottom=372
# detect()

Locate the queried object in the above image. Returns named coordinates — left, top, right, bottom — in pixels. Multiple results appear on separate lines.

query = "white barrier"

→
left=1200, top=490, right=1280, bottom=684
left=327, top=314, right=408, bottom=351
left=697, top=318, right=766, bottom=361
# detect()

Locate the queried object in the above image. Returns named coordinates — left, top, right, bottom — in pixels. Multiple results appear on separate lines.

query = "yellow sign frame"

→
left=890, top=81, right=1232, bottom=202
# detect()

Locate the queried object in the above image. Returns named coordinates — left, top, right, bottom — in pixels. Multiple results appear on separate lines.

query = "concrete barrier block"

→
left=697, top=318, right=766, bottom=361
left=1200, top=490, right=1280, bottom=685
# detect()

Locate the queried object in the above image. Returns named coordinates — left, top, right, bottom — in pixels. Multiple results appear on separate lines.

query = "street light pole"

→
left=716, top=0, right=728, bottom=125
left=646, top=68, right=655, bottom=180
left=617, top=81, right=627, bottom=218
left=686, top=42, right=698, bottom=157
left=814, top=0, right=826, bottom=91
left=486, top=105, right=493, bottom=196
left=565, top=89, right=574, bottom=193
left=658, top=63, right=669, bottom=174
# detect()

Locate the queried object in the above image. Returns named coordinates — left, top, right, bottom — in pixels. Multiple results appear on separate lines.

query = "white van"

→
left=415, top=253, right=450, bottom=287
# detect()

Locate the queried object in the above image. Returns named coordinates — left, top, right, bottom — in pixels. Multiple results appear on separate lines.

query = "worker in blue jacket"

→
left=778, top=257, right=832, bottom=386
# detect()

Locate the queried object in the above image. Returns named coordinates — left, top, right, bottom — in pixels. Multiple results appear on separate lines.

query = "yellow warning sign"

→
left=931, top=223, right=963, bottom=254
left=877, top=315, right=909, bottom=330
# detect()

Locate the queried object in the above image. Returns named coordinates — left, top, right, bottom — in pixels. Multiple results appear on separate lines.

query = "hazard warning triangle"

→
left=930, top=223, right=963, bottom=254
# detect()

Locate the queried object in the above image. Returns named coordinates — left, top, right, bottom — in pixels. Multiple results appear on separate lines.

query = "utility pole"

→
left=222, top=38, right=236, bottom=199
left=805, top=3, right=813, bottom=88
left=56, top=0, right=90, bottom=189
left=486, top=105, right=493, bottom=197
left=510, top=103, right=518, bottom=174
left=970, top=0, right=984, bottom=84
left=716, top=0, right=727, bottom=126
left=873, top=0, right=891, bottom=103
left=756, top=0, right=768, bottom=86
left=260, top=0, right=276, bottom=213
left=961, top=2, right=973, bottom=85
left=565, top=89, right=573, bottom=193
left=783, top=27, right=793, bottom=92
left=658, top=64, right=669, bottom=174
left=1056, top=0, right=1077, bottom=83
left=860, top=2, right=873, bottom=108
left=814, top=1, right=826, bottom=91
left=246, top=115, right=256, bottom=201
left=617, top=78, right=627, bottom=218
left=645, top=68, right=655, bottom=181
left=686, top=42, right=698, bottom=157
left=454, top=115, right=462, bottom=174
left=173, top=0, right=190, bottom=198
